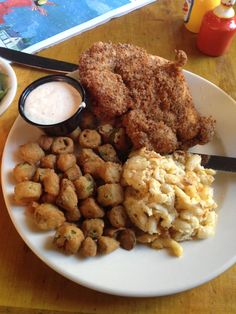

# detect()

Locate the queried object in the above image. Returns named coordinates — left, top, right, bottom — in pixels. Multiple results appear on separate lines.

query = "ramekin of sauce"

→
left=19, top=75, right=86, bottom=136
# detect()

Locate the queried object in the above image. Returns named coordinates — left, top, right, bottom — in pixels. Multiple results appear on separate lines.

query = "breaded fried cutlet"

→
left=79, top=42, right=215, bottom=154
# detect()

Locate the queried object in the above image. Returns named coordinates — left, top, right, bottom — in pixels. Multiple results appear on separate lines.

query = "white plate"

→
left=1, top=71, right=236, bottom=297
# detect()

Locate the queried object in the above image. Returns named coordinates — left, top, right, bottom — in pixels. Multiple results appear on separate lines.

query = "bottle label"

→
left=183, top=0, right=194, bottom=23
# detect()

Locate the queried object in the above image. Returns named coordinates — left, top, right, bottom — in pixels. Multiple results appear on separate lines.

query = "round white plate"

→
left=1, top=71, right=236, bottom=297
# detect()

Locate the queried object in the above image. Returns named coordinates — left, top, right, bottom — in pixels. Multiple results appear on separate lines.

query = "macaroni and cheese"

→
left=122, top=148, right=217, bottom=256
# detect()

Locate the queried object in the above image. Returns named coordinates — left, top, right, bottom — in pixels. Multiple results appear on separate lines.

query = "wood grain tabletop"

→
left=0, top=1, right=236, bottom=313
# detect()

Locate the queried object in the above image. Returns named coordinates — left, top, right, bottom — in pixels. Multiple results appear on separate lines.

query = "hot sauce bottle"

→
left=197, top=0, right=236, bottom=56
left=183, top=0, right=221, bottom=33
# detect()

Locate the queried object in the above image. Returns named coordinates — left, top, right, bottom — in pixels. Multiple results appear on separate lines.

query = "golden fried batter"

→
left=19, top=142, right=45, bottom=165
left=79, top=42, right=215, bottom=154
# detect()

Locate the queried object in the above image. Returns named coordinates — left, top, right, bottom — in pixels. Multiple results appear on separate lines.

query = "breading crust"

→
left=79, top=42, right=215, bottom=154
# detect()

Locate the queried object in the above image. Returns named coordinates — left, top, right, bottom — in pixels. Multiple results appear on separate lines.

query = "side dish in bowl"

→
left=18, top=75, right=86, bottom=136
left=0, top=57, right=17, bottom=116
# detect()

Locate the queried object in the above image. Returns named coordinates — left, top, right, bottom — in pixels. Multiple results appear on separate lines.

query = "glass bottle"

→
left=183, top=0, right=221, bottom=33
left=197, top=0, right=236, bottom=56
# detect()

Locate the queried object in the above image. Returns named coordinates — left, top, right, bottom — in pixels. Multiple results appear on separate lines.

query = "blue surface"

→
left=0, top=0, right=130, bottom=49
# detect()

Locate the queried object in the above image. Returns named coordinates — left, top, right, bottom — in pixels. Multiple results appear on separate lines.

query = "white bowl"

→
left=0, top=57, right=17, bottom=116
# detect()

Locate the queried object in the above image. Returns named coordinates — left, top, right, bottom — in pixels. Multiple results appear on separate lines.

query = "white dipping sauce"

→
left=24, top=81, right=84, bottom=125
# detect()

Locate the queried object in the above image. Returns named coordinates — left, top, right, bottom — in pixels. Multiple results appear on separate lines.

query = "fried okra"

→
left=13, top=162, right=36, bottom=182
left=103, top=227, right=124, bottom=238
left=78, top=149, right=104, bottom=177
left=77, top=148, right=103, bottom=165
left=42, top=171, right=60, bottom=196
left=79, top=110, right=97, bottom=130
left=51, top=137, right=74, bottom=154
left=33, top=203, right=65, bottom=230
left=14, top=181, right=42, bottom=204
left=19, top=142, right=45, bottom=165
left=82, top=159, right=104, bottom=178
left=97, top=183, right=124, bottom=207
left=13, top=117, right=167, bottom=259
left=97, top=144, right=119, bottom=162
left=57, top=153, right=76, bottom=172
left=56, top=178, right=79, bottom=213
left=79, top=129, right=102, bottom=149
left=74, top=174, right=95, bottom=199
left=54, top=223, right=84, bottom=254
left=109, top=127, right=130, bottom=151
left=64, top=164, right=82, bottom=181
left=38, top=135, right=53, bottom=151
left=68, top=126, right=81, bottom=141
left=97, top=162, right=122, bottom=183
left=33, top=168, right=53, bottom=182
left=79, top=197, right=105, bottom=219
left=107, top=205, right=129, bottom=228
left=80, top=237, right=97, bottom=257
left=82, top=218, right=104, bottom=239
left=97, top=236, right=120, bottom=255
left=65, top=208, right=81, bottom=222
left=97, top=124, right=114, bottom=143
left=40, top=154, right=57, bottom=169
left=40, top=193, right=57, bottom=204
left=117, top=229, right=136, bottom=251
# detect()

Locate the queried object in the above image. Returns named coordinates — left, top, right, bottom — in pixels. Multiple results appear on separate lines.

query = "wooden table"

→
left=0, top=1, right=236, bottom=313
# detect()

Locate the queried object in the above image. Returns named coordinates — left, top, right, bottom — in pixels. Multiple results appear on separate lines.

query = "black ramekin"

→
left=18, top=75, right=86, bottom=136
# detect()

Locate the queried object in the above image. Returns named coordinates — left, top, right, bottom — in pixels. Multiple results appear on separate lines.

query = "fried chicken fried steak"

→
left=79, top=42, right=215, bottom=154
